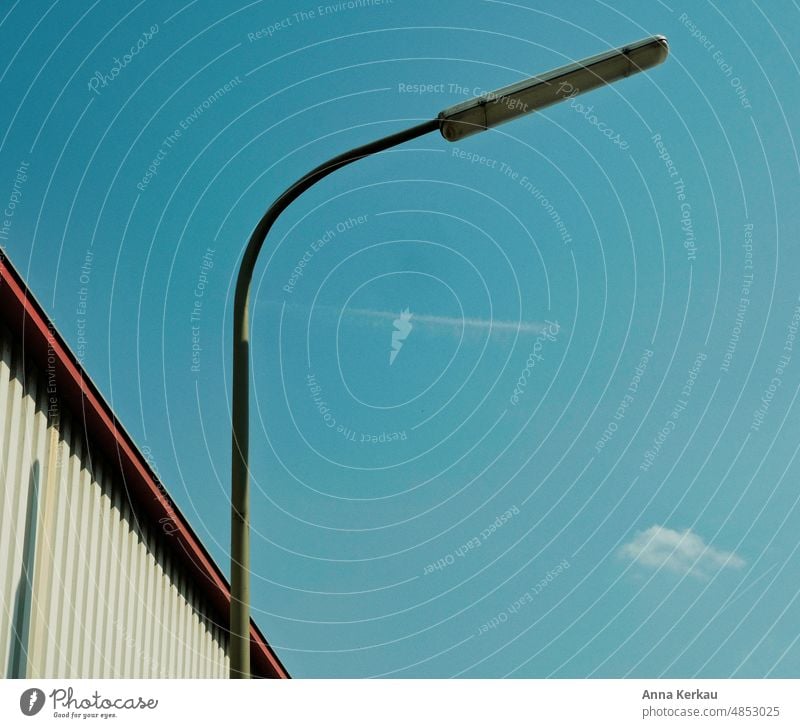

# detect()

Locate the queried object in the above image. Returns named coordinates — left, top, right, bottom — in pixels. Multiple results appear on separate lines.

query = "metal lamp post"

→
left=229, top=34, right=669, bottom=678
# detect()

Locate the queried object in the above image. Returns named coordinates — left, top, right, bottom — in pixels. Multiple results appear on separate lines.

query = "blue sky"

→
left=2, top=0, right=800, bottom=677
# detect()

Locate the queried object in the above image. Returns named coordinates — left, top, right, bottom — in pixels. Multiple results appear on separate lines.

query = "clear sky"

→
left=2, top=0, right=800, bottom=678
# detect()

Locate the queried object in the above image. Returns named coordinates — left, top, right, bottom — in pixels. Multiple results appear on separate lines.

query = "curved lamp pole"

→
left=229, top=35, right=668, bottom=678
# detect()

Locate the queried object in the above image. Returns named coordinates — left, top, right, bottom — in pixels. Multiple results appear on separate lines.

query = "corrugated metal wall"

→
left=0, top=322, right=230, bottom=677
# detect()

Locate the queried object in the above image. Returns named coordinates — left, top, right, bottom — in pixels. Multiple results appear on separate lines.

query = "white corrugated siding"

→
left=0, top=323, right=229, bottom=677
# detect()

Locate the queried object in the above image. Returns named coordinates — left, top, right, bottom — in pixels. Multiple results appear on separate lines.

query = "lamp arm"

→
left=229, top=117, right=439, bottom=678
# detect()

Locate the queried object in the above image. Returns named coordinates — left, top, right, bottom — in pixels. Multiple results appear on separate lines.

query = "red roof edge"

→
left=0, top=249, right=289, bottom=679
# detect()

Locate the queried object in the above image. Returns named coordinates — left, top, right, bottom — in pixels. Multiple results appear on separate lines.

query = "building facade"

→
left=0, top=252, right=287, bottom=678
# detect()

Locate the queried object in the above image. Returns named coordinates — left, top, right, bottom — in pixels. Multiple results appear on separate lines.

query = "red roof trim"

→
left=0, top=251, right=288, bottom=679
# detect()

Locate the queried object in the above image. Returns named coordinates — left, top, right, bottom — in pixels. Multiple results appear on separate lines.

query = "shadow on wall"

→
left=6, top=460, right=39, bottom=678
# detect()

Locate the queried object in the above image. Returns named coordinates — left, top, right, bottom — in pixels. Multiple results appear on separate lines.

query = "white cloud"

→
left=619, top=525, right=745, bottom=578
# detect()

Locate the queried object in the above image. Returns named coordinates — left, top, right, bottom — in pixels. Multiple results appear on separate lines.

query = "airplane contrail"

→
left=279, top=302, right=552, bottom=336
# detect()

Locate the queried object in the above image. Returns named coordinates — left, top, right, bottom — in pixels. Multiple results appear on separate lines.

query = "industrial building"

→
left=0, top=250, right=288, bottom=678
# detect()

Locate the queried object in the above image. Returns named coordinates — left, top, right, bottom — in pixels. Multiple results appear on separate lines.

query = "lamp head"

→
left=438, top=35, right=669, bottom=142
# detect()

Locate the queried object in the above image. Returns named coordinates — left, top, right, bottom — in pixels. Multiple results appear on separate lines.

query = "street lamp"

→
left=229, top=34, right=668, bottom=678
